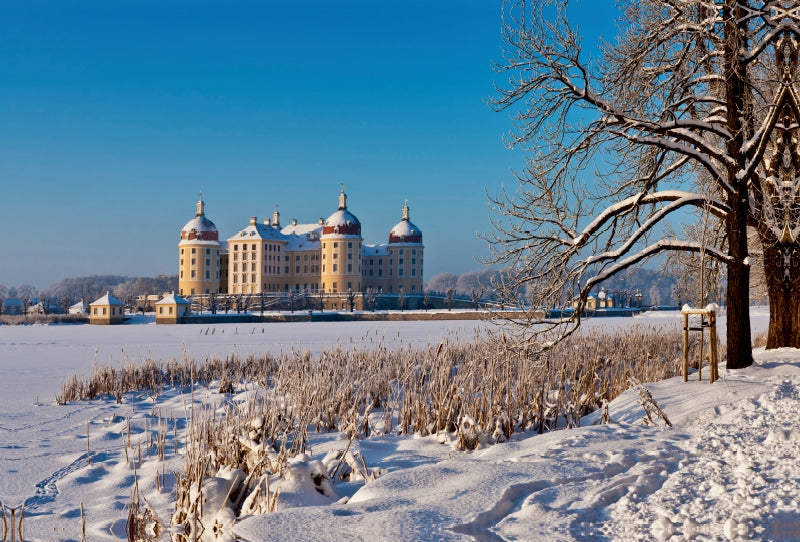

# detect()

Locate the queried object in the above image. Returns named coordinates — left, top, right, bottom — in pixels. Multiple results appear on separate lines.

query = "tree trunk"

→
left=725, top=197, right=753, bottom=369
left=761, top=239, right=800, bottom=349
left=726, top=257, right=753, bottom=369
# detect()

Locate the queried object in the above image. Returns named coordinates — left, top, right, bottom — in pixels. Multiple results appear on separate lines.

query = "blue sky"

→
left=0, top=0, right=617, bottom=289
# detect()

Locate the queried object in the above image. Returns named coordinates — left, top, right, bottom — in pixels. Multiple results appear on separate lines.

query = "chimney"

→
left=292, top=218, right=298, bottom=226
left=249, top=216, right=257, bottom=226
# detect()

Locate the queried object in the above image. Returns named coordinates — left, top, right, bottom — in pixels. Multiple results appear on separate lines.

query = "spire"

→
left=402, top=199, right=409, bottom=221
left=196, top=192, right=205, bottom=217
left=338, top=183, right=347, bottom=210
left=273, top=204, right=281, bottom=227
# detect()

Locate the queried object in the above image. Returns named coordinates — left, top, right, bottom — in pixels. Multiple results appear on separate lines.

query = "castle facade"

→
left=178, top=188, right=424, bottom=298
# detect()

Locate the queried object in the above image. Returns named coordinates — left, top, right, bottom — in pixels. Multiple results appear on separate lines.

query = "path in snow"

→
left=602, top=372, right=800, bottom=540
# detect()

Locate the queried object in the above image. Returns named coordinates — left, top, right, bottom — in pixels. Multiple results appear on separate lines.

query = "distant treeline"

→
left=0, top=275, right=178, bottom=306
left=425, top=268, right=679, bottom=307
left=0, top=267, right=677, bottom=310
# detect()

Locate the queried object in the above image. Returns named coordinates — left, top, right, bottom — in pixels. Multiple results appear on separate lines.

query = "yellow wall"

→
left=320, top=237, right=362, bottom=293
left=178, top=242, right=220, bottom=296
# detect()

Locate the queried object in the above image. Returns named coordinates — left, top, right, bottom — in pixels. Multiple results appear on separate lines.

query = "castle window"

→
left=191, top=258, right=196, bottom=265
left=333, top=264, right=338, bottom=272
left=333, top=242, right=338, bottom=248
left=347, top=264, right=352, bottom=273
left=333, top=253, right=338, bottom=260
left=181, top=248, right=184, bottom=255
left=251, top=244, right=256, bottom=251
left=192, top=248, right=196, bottom=254
left=191, top=270, right=196, bottom=278
left=411, top=269, right=416, bottom=277
left=206, top=248, right=210, bottom=255
left=347, top=253, right=352, bottom=260
left=348, top=242, right=352, bottom=248
left=399, top=269, right=404, bottom=277
left=296, top=266, right=300, bottom=273
left=206, top=270, right=210, bottom=279
left=206, top=259, right=211, bottom=266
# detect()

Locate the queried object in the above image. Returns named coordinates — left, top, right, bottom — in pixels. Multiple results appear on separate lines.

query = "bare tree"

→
left=397, top=287, right=406, bottom=312
left=346, top=288, right=356, bottom=312
left=488, top=0, right=800, bottom=368
left=470, top=287, right=484, bottom=311
left=423, top=289, right=432, bottom=311
left=445, top=288, right=454, bottom=312
left=365, top=287, right=378, bottom=312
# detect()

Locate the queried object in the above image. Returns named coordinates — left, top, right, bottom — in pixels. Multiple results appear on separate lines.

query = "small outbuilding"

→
left=68, top=300, right=88, bottom=315
left=89, top=292, right=126, bottom=325
left=155, top=292, right=192, bottom=324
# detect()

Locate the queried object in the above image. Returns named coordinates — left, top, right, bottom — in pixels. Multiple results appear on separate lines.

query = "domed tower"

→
left=178, top=194, right=221, bottom=296
left=387, top=200, right=423, bottom=294
left=320, top=186, right=363, bottom=293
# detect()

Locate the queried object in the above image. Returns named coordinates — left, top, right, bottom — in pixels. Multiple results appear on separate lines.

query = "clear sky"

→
left=0, top=0, right=617, bottom=289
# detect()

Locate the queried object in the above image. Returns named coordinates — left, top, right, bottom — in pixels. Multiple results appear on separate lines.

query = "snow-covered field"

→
left=4, top=308, right=796, bottom=541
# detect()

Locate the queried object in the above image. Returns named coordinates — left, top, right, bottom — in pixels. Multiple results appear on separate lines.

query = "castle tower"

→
left=320, top=185, right=363, bottom=293
left=387, top=200, right=424, bottom=294
left=178, top=194, right=221, bottom=296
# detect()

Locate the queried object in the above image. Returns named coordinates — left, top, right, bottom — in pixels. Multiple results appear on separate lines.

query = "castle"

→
left=178, top=187, right=424, bottom=300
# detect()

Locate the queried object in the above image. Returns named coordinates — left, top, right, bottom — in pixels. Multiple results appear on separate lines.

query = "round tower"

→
left=178, top=194, right=221, bottom=296
left=320, top=185, right=363, bottom=293
left=387, top=200, right=424, bottom=294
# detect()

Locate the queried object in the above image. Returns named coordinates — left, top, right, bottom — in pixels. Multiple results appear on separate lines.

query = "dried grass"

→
left=59, top=324, right=688, bottom=536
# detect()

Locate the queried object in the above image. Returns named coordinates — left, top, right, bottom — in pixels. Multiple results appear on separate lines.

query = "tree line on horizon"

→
left=0, top=262, right=761, bottom=314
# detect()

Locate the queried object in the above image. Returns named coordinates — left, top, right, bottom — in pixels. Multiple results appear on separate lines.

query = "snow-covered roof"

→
left=181, top=215, right=218, bottom=234
left=155, top=292, right=191, bottom=305
left=228, top=221, right=287, bottom=243
left=90, top=292, right=125, bottom=307
left=363, top=244, right=389, bottom=256
left=322, top=209, right=362, bottom=237
left=389, top=219, right=423, bottom=244
left=388, top=202, right=422, bottom=244
left=284, top=232, right=321, bottom=251
left=281, top=223, right=322, bottom=238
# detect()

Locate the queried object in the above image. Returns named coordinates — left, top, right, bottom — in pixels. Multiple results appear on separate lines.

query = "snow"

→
left=3, top=308, right=798, bottom=541
left=89, top=292, right=125, bottom=306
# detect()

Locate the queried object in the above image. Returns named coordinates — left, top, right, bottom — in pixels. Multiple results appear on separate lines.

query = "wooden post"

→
left=682, top=312, right=689, bottom=382
left=709, top=311, right=719, bottom=383
left=681, top=306, right=718, bottom=384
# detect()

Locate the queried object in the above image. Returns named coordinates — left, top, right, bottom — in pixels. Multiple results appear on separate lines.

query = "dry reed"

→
left=59, top=325, right=692, bottom=537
